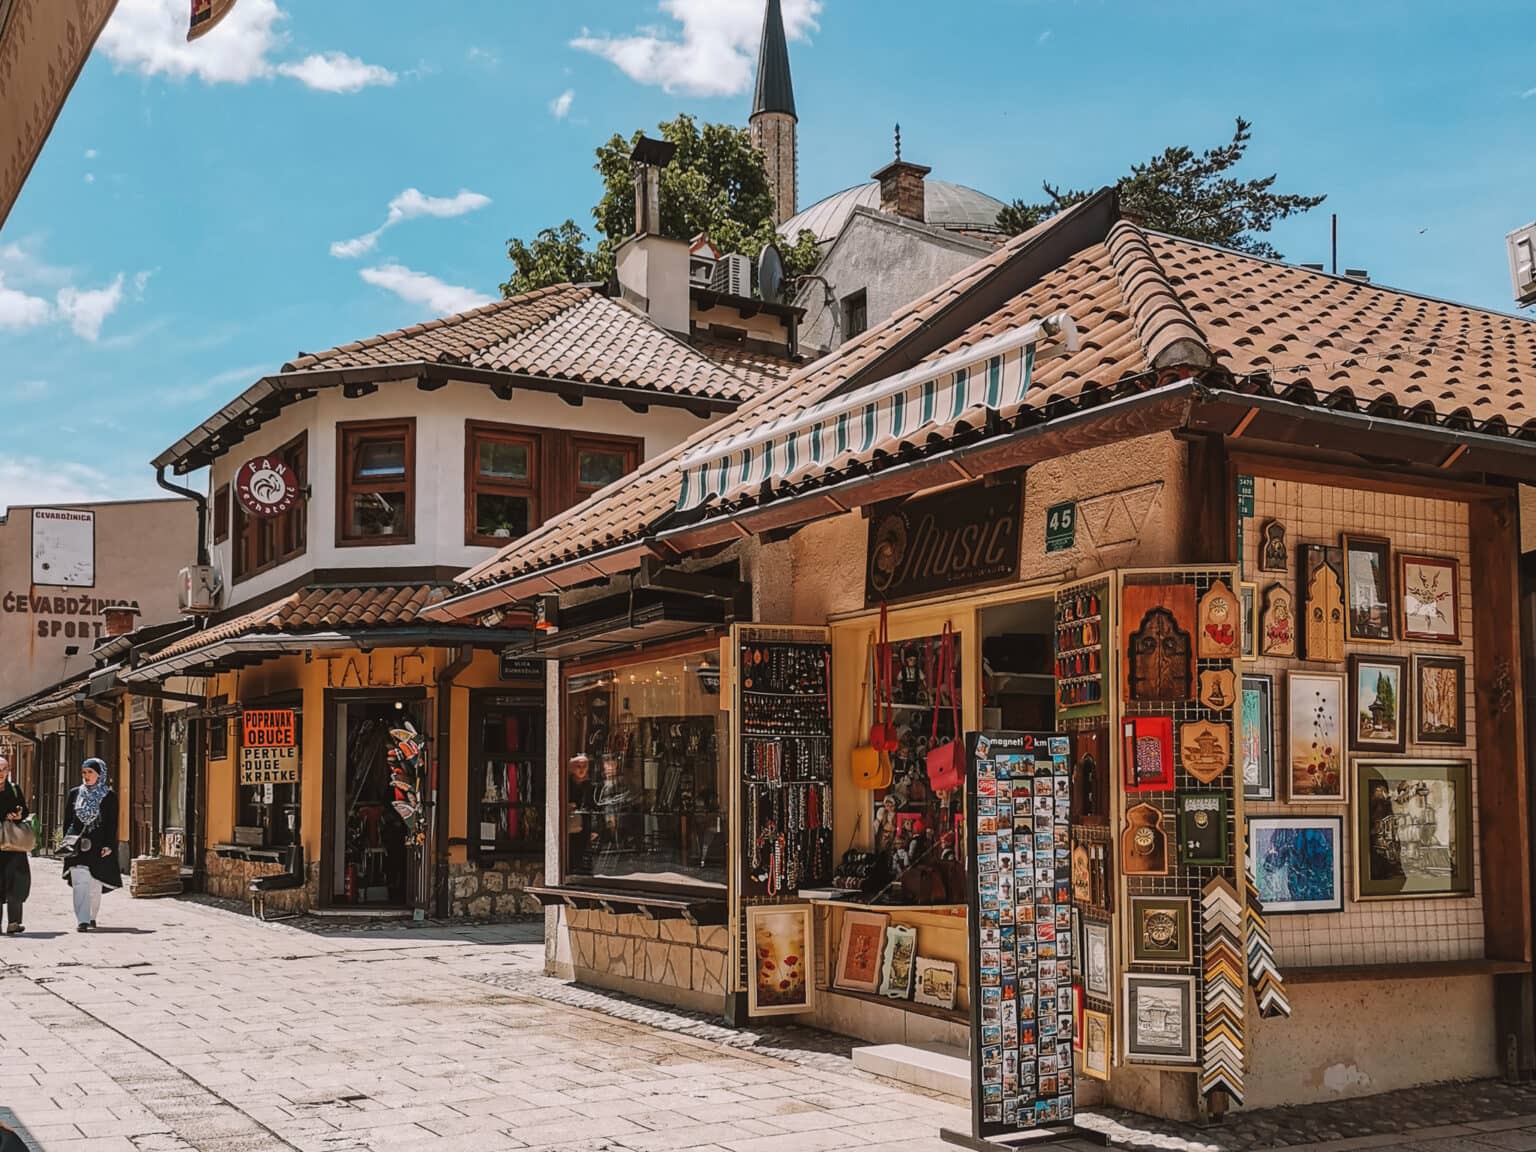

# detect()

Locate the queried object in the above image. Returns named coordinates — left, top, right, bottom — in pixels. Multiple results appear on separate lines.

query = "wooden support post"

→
left=1180, top=433, right=1232, bottom=565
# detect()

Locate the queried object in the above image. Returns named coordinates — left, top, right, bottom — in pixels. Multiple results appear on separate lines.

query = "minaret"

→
left=749, top=0, right=798, bottom=227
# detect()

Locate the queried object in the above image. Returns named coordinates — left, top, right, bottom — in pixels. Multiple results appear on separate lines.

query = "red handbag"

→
left=869, top=602, right=898, bottom=752
left=926, top=622, right=964, bottom=792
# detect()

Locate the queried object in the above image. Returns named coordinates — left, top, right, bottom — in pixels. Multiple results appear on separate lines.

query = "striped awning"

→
left=675, top=312, right=1079, bottom=512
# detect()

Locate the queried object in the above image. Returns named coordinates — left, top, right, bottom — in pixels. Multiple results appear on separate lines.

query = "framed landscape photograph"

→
left=1240, top=673, right=1274, bottom=800
left=1352, top=759, right=1473, bottom=900
left=1286, top=672, right=1346, bottom=802
left=1398, top=553, right=1461, bottom=643
left=1414, top=655, right=1467, bottom=746
left=1123, top=973, right=1197, bottom=1065
left=1349, top=655, right=1407, bottom=753
left=1248, top=815, right=1344, bottom=913
left=1342, top=534, right=1393, bottom=642
left=746, top=904, right=815, bottom=1017
left=834, top=909, right=890, bottom=994
left=1129, top=895, right=1193, bottom=965
left=913, top=957, right=958, bottom=1010
left=1083, top=919, right=1111, bottom=999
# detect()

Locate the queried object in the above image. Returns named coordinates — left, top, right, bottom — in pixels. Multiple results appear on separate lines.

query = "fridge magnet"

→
left=1121, top=716, right=1174, bottom=791
left=1349, top=654, right=1407, bottom=754
left=1179, top=720, right=1230, bottom=784
left=1198, top=669, right=1237, bottom=713
left=746, top=904, right=815, bottom=1017
left=1197, top=580, right=1242, bottom=659
left=1413, top=654, right=1467, bottom=746
left=1248, top=815, right=1344, bottom=913
left=1177, top=792, right=1229, bottom=866
left=1352, top=758, right=1473, bottom=900
left=834, top=909, right=891, bottom=994
left=878, top=924, right=918, bottom=999
left=1083, top=919, right=1111, bottom=999
left=1342, top=534, right=1393, bottom=643
left=913, top=956, right=958, bottom=1010
left=1398, top=554, right=1461, bottom=643
left=1082, top=1009, right=1111, bottom=1081
left=1286, top=672, right=1345, bottom=802
left=1129, top=895, right=1193, bottom=965
left=1240, top=673, right=1276, bottom=801
left=1300, top=544, right=1346, bottom=663
left=1259, top=584, right=1297, bottom=658
left=1121, top=804, right=1169, bottom=876
left=1258, top=519, right=1289, bottom=573
left=1123, top=973, right=1197, bottom=1064
left=1123, top=583, right=1196, bottom=702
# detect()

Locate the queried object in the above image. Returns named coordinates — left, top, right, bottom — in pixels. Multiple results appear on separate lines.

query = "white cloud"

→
left=467, top=46, right=498, bottom=68
left=276, top=52, right=397, bottom=93
left=1523, top=86, right=1536, bottom=99
left=0, top=459, right=138, bottom=515
left=1038, top=29, right=1053, bottom=44
left=84, top=173, right=96, bottom=184
left=359, top=264, right=494, bottom=316
left=84, top=149, right=98, bottom=160
left=56, top=276, right=126, bottom=341
left=10, top=381, right=50, bottom=399
left=0, top=275, right=51, bottom=331
left=572, top=0, right=821, bottom=96
left=331, top=187, right=492, bottom=259
left=550, top=89, right=575, bottom=119
left=158, top=362, right=271, bottom=405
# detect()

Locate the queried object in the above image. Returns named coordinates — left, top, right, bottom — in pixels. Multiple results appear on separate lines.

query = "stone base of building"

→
left=559, top=907, right=729, bottom=1015
left=446, top=857, right=543, bottom=919
left=202, top=850, right=317, bottom=916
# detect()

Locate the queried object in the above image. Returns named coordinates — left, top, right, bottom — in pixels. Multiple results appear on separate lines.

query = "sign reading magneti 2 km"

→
left=865, top=479, right=1021, bottom=606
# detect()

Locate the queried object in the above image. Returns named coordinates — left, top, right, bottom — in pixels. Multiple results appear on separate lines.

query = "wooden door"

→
left=130, top=725, right=155, bottom=857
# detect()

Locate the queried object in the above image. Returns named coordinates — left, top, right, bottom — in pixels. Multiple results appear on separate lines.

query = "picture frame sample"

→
left=746, top=904, right=815, bottom=1016
left=1240, top=582, right=1258, bottom=661
left=913, top=956, right=958, bottom=1010
left=1414, top=655, right=1467, bottom=746
left=1248, top=815, right=1344, bottom=913
left=1073, top=985, right=1085, bottom=1051
left=834, top=909, right=891, bottom=994
left=1342, top=534, right=1393, bottom=643
left=1177, top=792, right=1229, bottom=866
left=1123, top=973, right=1197, bottom=1064
left=1349, top=655, right=1407, bottom=754
left=1286, top=672, right=1346, bottom=802
left=1398, top=553, right=1462, bottom=644
left=878, top=924, right=918, bottom=999
left=1082, top=1009, right=1111, bottom=1081
left=1240, top=673, right=1275, bottom=800
left=1352, top=759, right=1473, bottom=900
left=1129, top=895, right=1193, bottom=965
left=1122, top=716, right=1174, bottom=791
left=1083, top=919, right=1111, bottom=999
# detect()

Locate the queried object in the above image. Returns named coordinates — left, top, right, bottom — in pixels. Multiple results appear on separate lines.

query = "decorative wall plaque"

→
left=1121, top=716, right=1174, bottom=791
left=1122, top=583, right=1196, bottom=702
left=1198, top=669, right=1236, bottom=712
left=1259, top=584, right=1297, bottom=658
left=1301, top=545, right=1346, bottom=663
left=1122, top=803, right=1169, bottom=875
left=1071, top=842, right=1093, bottom=904
left=1179, top=720, right=1230, bottom=784
left=1259, top=519, right=1289, bottom=573
left=1197, top=580, right=1241, bottom=660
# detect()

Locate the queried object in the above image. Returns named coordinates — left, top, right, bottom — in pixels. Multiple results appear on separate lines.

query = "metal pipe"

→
left=156, top=465, right=209, bottom=567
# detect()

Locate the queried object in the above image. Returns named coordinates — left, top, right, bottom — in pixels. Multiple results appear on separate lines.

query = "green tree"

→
left=996, top=117, right=1324, bottom=260
left=1373, top=671, right=1397, bottom=734
left=502, top=113, right=821, bottom=297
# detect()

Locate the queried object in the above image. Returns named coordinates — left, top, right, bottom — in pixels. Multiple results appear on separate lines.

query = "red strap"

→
left=929, top=636, right=940, bottom=744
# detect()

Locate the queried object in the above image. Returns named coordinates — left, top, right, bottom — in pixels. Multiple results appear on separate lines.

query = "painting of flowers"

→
left=1286, top=672, right=1345, bottom=802
left=747, top=905, right=815, bottom=1016
left=1249, top=816, right=1344, bottom=913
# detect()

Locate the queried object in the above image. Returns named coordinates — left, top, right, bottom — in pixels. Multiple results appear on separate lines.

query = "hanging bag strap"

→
left=944, top=621, right=959, bottom=738
left=929, top=634, right=942, bottom=746
left=856, top=632, right=871, bottom=736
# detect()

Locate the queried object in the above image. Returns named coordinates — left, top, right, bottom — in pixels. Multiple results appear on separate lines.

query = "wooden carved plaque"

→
left=1122, top=584, right=1196, bottom=702
left=1260, top=583, right=1297, bottom=658
left=1259, top=519, right=1289, bottom=573
left=1121, top=803, right=1169, bottom=876
left=1179, top=720, right=1231, bottom=783
left=1303, top=554, right=1346, bottom=663
left=1198, top=669, right=1236, bottom=712
left=1071, top=842, right=1093, bottom=904
left=1197, top=580, right=1242, bottom=660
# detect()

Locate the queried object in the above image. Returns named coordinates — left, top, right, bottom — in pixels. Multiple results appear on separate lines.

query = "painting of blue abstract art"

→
left=1249, top=816, right=1344, bottom=914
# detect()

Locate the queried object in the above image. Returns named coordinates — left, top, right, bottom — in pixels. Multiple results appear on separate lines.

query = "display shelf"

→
left=821, top=983, right=969, bottom=1024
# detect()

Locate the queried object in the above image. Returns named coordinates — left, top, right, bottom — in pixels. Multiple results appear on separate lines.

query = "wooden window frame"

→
left=842, top=289, right=869, bottom=339
left=465, top=421, right=541, bottom=548
left=571, top=432, right=642, bottom=501
left=336, top=418, right=416, bottom=548
left=231, top=432, right=308, bottom=584
left=212, top=484, right=230, bottom=545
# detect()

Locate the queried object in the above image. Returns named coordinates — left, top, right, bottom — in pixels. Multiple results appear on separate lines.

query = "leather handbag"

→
left=868, top=603, right=898, bottom=753
left=0, top=819, right=33, bottom=854
left=925, top=622, right=965, bottom=792
left=851, top=634, right=892, bottom=789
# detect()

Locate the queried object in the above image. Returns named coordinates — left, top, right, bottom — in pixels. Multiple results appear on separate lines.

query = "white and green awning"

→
left=675, top=312, right=1079, bottom=512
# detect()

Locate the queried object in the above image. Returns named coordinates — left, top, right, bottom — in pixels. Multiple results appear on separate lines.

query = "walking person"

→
left=62, top=758, right=121, bottom=931
left=0, top=755, right=32, bottom=934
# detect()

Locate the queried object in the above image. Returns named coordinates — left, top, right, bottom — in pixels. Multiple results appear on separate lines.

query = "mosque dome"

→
left=779, top=180, right=1008, bottom=245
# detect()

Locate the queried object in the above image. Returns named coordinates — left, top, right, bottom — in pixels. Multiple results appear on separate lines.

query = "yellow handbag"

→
left=851, top=634, right=892, bottom=789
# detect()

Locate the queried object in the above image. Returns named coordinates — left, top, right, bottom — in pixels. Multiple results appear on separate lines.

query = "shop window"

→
left=338, top=419, right=414, bottom=545
left=213, top=484, right=229, bottom=545
left=232, top=433, right=307, bottom=582
left=471, top=692, right=545, bottom=858
left=235, top=707, right=301, bottom=849
left=564, top=651, right=726, bottom=890
left=573, top=436, right=638, bottom=497
left=842, top=290, right=868, bottom=340
left=466, top=422, right=538, bottom=546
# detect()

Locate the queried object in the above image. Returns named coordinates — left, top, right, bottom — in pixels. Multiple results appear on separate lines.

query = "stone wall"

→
left=202, top=851, right=317, bottom=916
left=563, top=906, right=729, bottom=1015
left=447, top=857, right=543, bottom=919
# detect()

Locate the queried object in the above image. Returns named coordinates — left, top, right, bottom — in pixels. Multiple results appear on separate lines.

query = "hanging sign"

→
left=499, top=654, right=547, bottom=682
left=865, top=479, right=1021, bottom=606
left=188, top=0, right=240, bottom=41
left=1045, top=501, right=1076, bottom=554
left=1236, top=475, right=1255, bottom=519
left=240, top=709, right=299, bottom=785
left=234, top=456, right=300, bottom=518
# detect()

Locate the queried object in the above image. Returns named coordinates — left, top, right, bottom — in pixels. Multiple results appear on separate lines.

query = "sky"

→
left=2, top=0, right=1535, bottom=513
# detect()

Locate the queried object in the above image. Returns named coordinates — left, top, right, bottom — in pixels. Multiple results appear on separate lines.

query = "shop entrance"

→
left=978, top=597, right=1057, bottom=731
left=129, top=724, right=155, bottom=857
left=328, top=696, right=423, bottom=907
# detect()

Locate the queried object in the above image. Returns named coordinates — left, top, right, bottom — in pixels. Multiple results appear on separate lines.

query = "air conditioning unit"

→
left=1507, top=223, right=1536, bottom=306
left=711, top=252, right=751, bottom=298
left=178, top=565, right=223, bottom=615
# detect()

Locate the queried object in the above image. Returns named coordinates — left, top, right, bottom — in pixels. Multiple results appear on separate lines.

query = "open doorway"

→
left=329, top=697, right=424, bottom=907
left=978, top=597, right=1056, bottom=731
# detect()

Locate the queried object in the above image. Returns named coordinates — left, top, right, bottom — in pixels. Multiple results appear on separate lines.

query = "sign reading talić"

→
left=865, top=479, right=1021, bottom=606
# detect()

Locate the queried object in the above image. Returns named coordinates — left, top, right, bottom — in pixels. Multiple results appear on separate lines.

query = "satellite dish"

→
left=758, top=243, right=785, bottom=303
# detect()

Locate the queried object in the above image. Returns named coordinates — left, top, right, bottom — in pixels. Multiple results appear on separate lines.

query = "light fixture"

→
left=482, top=608, right=505, bottom=628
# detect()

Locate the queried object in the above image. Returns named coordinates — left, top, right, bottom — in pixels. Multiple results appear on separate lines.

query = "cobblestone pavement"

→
left=2, top=867, right=1535, bottom=1152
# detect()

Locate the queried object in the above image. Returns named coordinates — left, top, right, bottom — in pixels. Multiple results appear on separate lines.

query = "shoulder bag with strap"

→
left=851, top=633, right=890, bottom=789
left=925, top=622, right=965, bottom=792
left=869, top=602, right=898, bottom=753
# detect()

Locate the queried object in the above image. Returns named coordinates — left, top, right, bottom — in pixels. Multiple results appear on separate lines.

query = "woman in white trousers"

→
left=61, top=758, right=122, bottom=931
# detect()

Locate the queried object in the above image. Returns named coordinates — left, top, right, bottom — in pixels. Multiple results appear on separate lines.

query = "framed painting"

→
left=1413, top=655, right=1467, bottom=746
left=1398, top=553, right=1461, bottom=643
left=913, top=957, right=958, bottom=1010
left=1123, top=973, right=1197, bottom=1065
left=1248, top=815, right=1344, bottom=913
left=1342, top=534, right=1393, bottom=643
left=1349, top=655, right=1407, bottom=754
left=834, top=909, right=890, bottom=994
left=1286, top=672, right=1346, bottom=802
left=1082, top=1009, right=1111, bottom=1081
left=1129, top=896, right=1193, bottom=965
left=878, top=924, right=917, bottom=999
left=1352, top=759, right=1473, bottom=900
left=1240, top=581, right=1258, bottom=661
left=746, top=904, right=815, bottom=1017
left=1240, top=673, right=1275, bottom=800
left=1083, top=919, right=1111, bottom=999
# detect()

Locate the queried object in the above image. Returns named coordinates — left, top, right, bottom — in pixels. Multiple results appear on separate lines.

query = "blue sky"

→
left=2, top=0, right=1534, bottom=512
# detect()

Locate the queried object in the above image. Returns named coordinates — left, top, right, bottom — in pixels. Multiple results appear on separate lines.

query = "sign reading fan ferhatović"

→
left=241, top=709, right=299, bottom=785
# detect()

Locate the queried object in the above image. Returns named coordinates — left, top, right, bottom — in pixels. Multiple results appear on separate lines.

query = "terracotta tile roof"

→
left=0, top=673, right=90, bottom=725
left=453, top=209, right=1536, bottom=597
left=690, top=335, right=799, bottom=391
left=283, top=284, right=759, bottom=404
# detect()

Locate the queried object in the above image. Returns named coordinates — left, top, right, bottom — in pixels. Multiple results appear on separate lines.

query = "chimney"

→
left=630, top=135, right=676, bottom=237
left=103, top=605, right=140, bottom=639
left=615, top=135, right=691, bottom=335
left=871, top=124, right=930, bottom=224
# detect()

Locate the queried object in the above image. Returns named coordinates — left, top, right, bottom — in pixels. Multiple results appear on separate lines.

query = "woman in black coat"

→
left=0, top=754, right=30, bottom=934
left=62, top=758, right=121, bottom=931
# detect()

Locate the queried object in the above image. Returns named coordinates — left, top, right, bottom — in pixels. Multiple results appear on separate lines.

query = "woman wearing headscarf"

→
left=0, top=755, right=30, bottom=934
left=61, top=758, right=121, bottom=931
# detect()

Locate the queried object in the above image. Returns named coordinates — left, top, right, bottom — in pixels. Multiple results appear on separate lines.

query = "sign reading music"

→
left=864, top=478, right=1022, bottom=606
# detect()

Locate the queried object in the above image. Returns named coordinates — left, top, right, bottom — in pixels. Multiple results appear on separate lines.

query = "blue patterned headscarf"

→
left=75, top=758, right=109, bottom=829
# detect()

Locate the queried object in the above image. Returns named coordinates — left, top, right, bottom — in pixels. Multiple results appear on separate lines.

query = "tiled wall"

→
left=1242, top=477, right=1481, bottom=967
